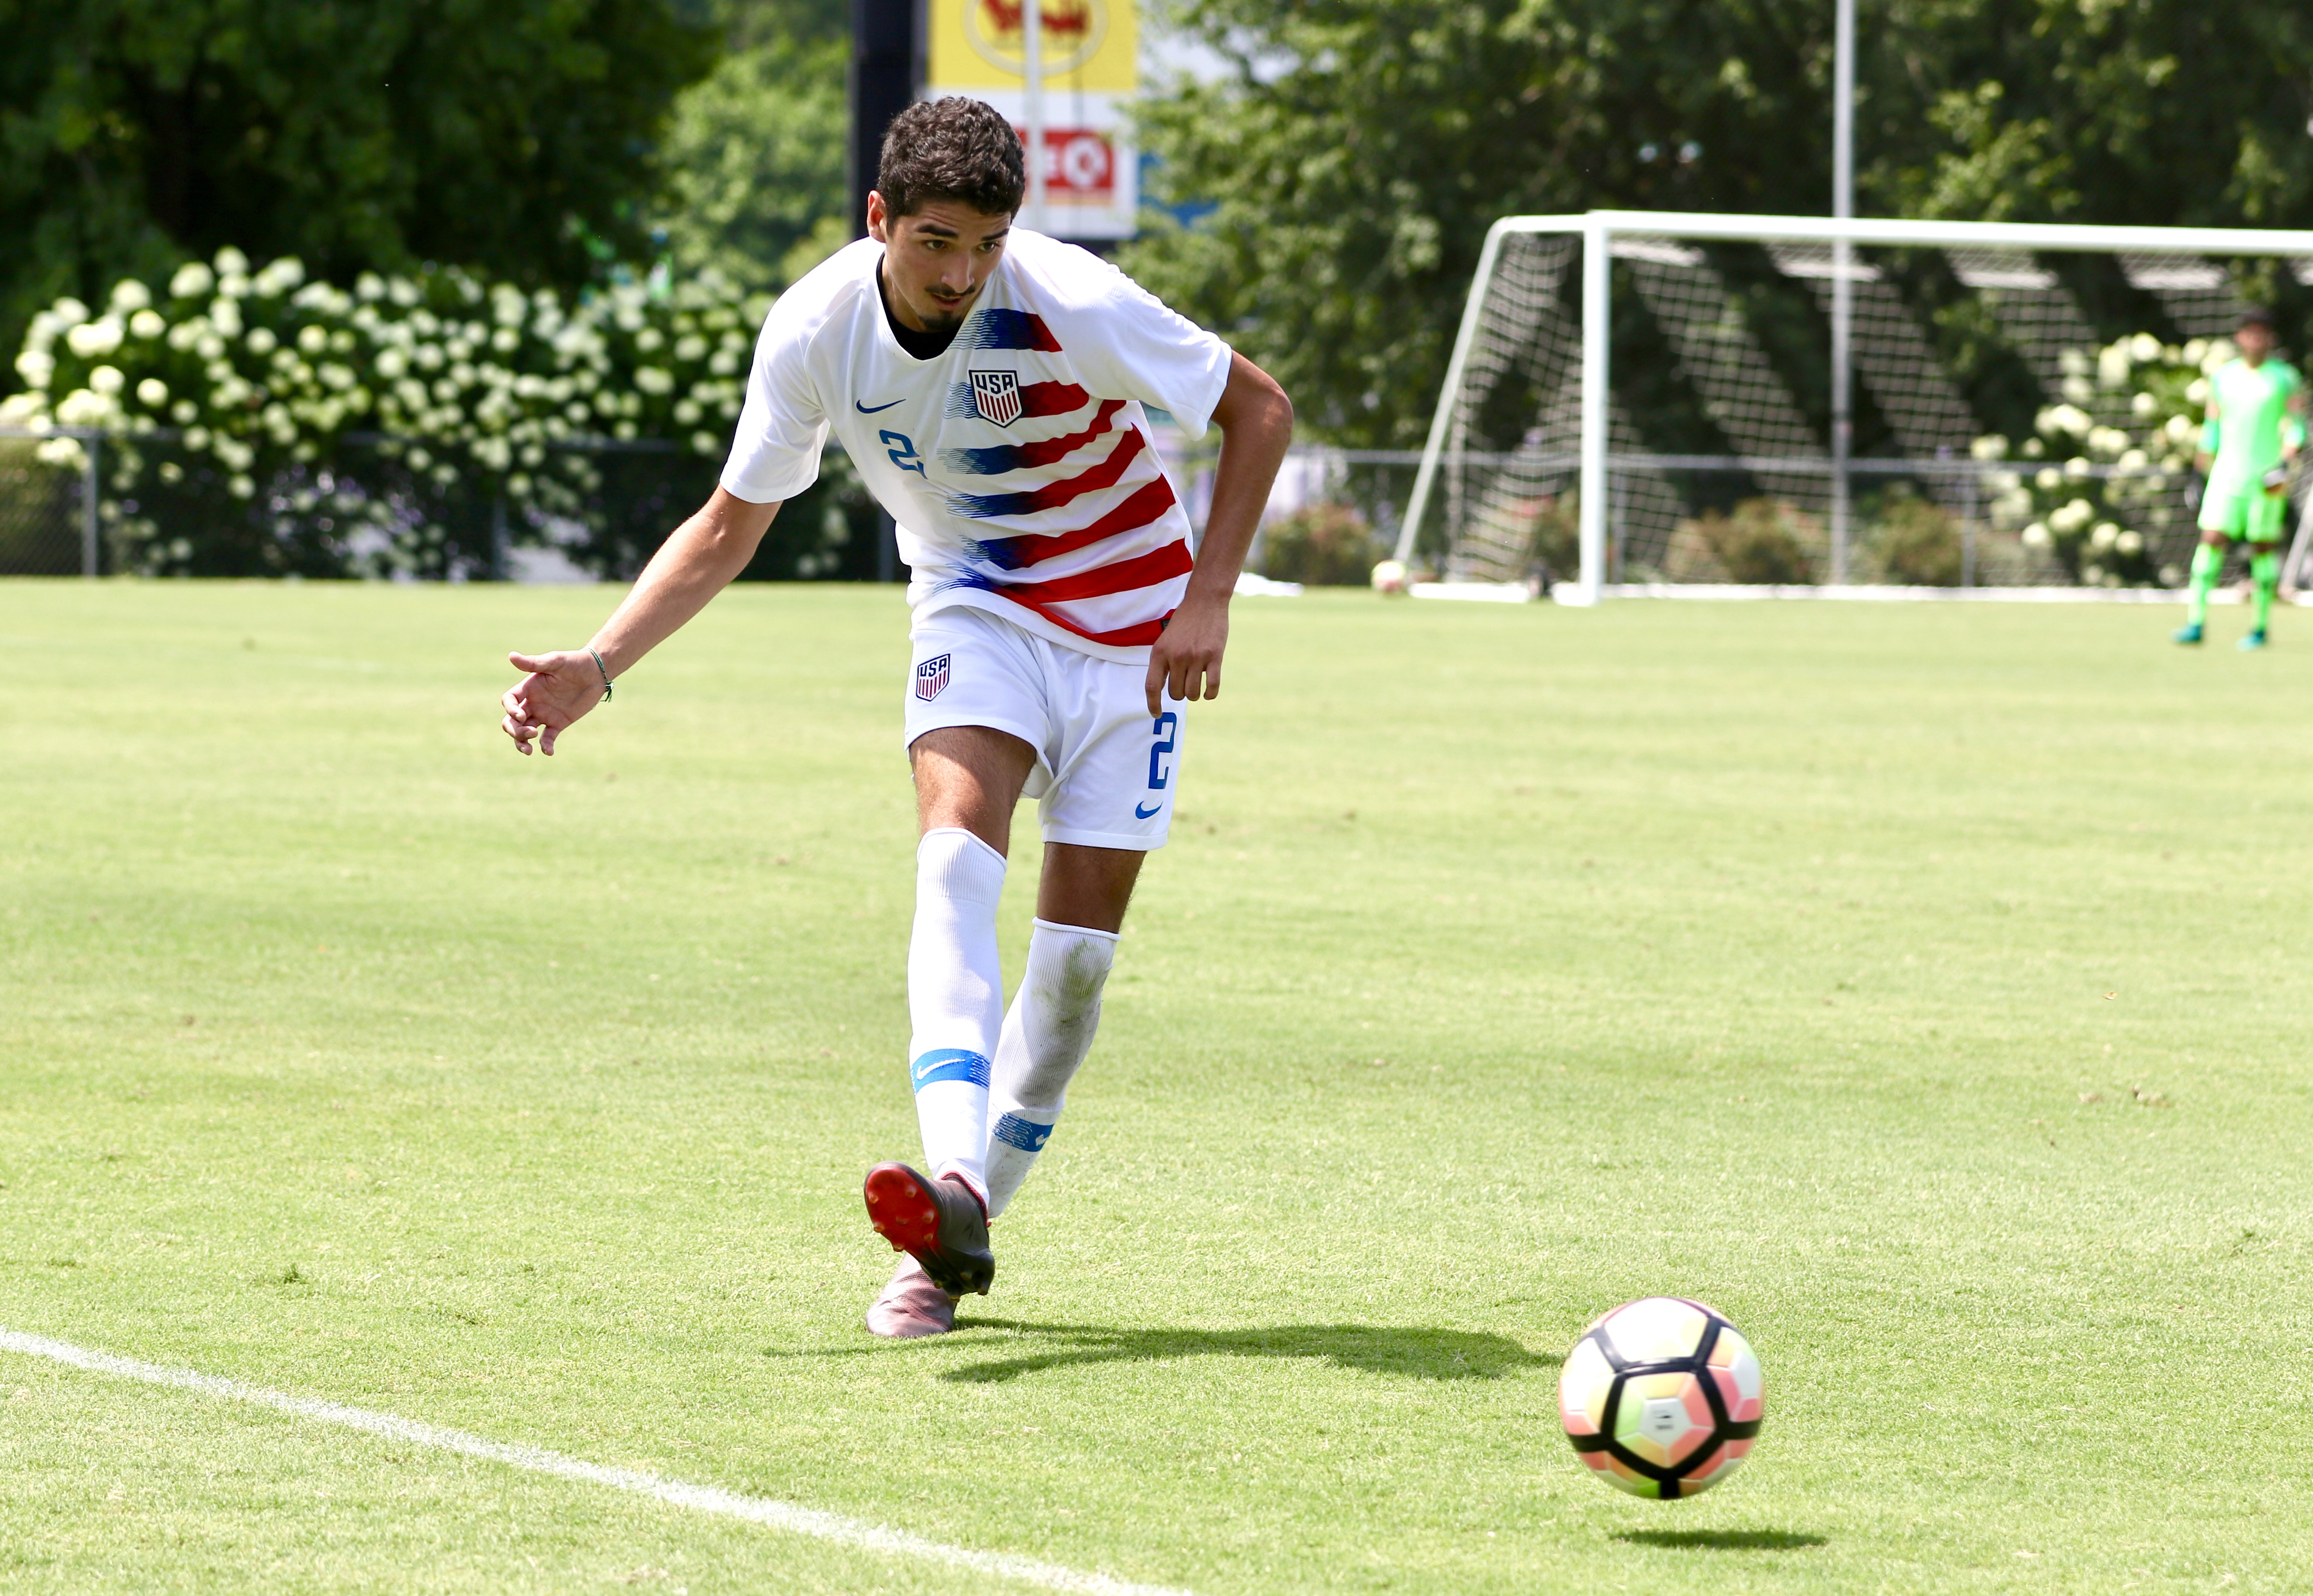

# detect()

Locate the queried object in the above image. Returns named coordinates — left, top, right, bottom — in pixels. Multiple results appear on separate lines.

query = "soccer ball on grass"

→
left=1558, top=1296, right=1763, bottom=1499
left=1370, top=559, right=1409, bottom=594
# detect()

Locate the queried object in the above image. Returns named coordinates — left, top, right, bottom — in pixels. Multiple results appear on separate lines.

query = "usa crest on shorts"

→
left=968, top=370, right=1023, bottom=427
left=915, top=653, right=951, bottom=701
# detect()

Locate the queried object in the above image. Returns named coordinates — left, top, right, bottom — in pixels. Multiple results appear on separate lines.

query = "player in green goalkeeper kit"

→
left=2174, top=308, right=2305, bottom=651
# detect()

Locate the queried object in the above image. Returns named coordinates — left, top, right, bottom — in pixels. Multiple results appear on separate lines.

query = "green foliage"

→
left=1124, top=0, right=2313, bottom=448
left=1259, top=501, right=1385, bottom=586
left=650, top=0, right=854, bottom=294
left=0, top=0, right=719, bottom=371
left=0, top=247, right=867, bottom=579
left=1861, top=486, right=1963, bottom=587
left=1663, top=498, right=1821, bottom=584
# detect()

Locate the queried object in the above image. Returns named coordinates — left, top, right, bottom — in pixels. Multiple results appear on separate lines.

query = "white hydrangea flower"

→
left=14, top=350, right=55, bottom=388
left=2117, top=530, right=2144, bottom=555
left=66, top=319, right=125, bottom=357
left=129, top=308, right=167, bottom=340
left=2022, top=522, right=2052, bottom=548
left=213, top=246, right=250, bottom=276
left=89, top=365, right=125, bottom=395
left=2050, top=498, right=2094, bottom=534
left=251, top=258, right=305, bottom=296
left=210, top=299, right=243, bottom=338
left=690, top=430, right=720, bottom=456
left=298, top=325, right=327, bottom=354
left=246, top=327, right=278, bottom=356
left=170, top=262, right=216, bottom=300
left=635, top=366, right=674, bottom=395
left=2097, top=343, right=2131, bottom=388
left=170, top=400, right=197, bottom=423
left=2090, top=521, right=2119, bottom=549
left=56, top=388, right=116, bottom=426
left=110, top=280, right=152, bottom=314
left=36, top=437, right=87, bottom=469
left=229, top=474, right=255, bottom=498
left=2130, top=333, right=2162, bottom=362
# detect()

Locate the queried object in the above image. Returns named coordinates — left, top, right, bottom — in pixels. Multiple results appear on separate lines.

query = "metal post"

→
left=1961, top=466, right=1979, bottom=589
left=850, top=0, right=919, bottom=237
left=1577, top=219, right=1612, bottom=605
left=82, top=432, right=100, bottom=578
left=1829, top=0, right=1855, bottom=586
left=1023, top=0, right=1045, bottom=233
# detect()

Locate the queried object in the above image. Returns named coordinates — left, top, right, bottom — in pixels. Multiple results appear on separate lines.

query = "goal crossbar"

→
left=1399, top=211, right=2313, bottom=603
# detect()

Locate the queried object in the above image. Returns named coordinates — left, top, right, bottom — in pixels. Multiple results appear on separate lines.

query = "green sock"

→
left=2188, top=541, right=2225, bottom=627
left=2252, top=547, right=2278, bottom=632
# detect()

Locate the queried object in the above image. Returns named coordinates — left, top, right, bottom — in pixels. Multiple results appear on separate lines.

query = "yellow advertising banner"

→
left=924, top=0, right=1140, bottom=239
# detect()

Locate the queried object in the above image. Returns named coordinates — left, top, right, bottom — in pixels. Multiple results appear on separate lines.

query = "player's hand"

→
left=501, top=650, right=606, bottom=756
left=1146, top=594, right=1228, bottom=715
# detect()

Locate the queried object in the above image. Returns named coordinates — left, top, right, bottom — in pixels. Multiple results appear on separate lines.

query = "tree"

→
left=0, top=0, right=719, bottom=369
left=1121, top=0, right=2313, bottom=449
left=649, top=0, right=854, bottom=294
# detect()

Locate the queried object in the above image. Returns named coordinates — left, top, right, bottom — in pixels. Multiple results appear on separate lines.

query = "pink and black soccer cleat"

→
left=864, top=1253, right=960, bottom=1338
left=862, top=1161, right=994, bottom=1296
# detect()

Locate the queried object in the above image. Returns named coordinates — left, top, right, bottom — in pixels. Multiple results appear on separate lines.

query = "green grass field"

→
left=4, top=581, right=2310, bottom=1594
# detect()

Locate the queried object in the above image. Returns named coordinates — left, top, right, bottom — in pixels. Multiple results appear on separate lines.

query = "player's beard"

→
left=919, top=293, right=971, bottom=331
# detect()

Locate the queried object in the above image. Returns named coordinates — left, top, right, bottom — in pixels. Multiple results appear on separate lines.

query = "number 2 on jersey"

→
left=880, top=430, right=926, bottom=476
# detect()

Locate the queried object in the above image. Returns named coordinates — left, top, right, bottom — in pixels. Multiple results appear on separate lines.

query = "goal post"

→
left=1398, top=212, right=2313, bottom=603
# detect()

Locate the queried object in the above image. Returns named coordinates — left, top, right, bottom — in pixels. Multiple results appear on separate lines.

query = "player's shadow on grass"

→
left=1614, top=1530, right=1826, bottom=1551
left=938, top=1319, right=1555, bottom=1384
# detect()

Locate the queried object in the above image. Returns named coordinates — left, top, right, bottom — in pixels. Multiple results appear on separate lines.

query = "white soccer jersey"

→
left=721, top=230, right=1235, bottom=661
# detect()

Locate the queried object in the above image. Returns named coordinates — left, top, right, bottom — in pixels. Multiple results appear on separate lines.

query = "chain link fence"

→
left=0, top=428, right=98, bottom=575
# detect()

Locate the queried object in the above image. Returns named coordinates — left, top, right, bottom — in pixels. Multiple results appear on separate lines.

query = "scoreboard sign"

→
left=926, top=0, right=1140, bottom=241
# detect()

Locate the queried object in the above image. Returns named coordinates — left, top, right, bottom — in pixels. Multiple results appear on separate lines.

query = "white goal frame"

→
left=1398, top=211, right=2313, bottom=604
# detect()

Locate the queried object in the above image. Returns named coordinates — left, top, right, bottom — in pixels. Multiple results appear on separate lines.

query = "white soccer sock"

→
left=906, top=827, right=1008, bottom=1200
left=984, top=918, right=1118, bottom=1219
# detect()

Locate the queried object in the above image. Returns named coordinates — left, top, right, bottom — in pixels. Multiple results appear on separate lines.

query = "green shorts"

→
left=2199, top=483, right=2289, bottom=543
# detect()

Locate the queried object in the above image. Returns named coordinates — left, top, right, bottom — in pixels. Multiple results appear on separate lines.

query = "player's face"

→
left=2238, top=322, right=2275, bottom=364
left=868, top=193, right=1012, bottom=332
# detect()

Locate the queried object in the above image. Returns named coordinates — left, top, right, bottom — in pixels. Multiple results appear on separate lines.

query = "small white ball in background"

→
left=1371, top=559, right=1409, bottom=595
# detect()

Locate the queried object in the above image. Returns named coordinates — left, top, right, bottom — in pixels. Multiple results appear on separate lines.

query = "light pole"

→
left=1023, top=0, right=1045, bottom=232
left=1829, top=0, right=1855, bottom=584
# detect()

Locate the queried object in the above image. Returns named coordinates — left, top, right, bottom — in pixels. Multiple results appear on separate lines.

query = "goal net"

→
left=1396, top=213, right=2313, bottom=602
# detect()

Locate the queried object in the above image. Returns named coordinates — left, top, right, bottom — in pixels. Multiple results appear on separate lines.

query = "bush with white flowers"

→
left=2, top=248, right=774, bottom=576
left=1971, top=333, right=2233, bottom=589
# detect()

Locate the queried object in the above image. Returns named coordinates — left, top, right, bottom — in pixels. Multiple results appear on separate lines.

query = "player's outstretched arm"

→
left=501, top=487, right=780, bottom=755
left=1146, top=351, right=1293, bottom=715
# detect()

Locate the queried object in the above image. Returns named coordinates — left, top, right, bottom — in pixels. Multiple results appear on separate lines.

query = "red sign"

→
left=1015, top=126, right=1116, bottom=197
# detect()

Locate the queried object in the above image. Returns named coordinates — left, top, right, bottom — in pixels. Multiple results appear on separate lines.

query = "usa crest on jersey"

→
left=969, top=369, right=1023, bottom=426
left=915, top=653, right=951, bottom=701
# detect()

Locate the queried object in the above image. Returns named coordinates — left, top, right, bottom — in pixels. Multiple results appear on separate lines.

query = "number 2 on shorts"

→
left=1146, top=712, right=1178, bottom=791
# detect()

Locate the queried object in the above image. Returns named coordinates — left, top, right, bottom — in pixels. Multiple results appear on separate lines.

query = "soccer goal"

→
left=1396, top=212, right=2313, bottom=603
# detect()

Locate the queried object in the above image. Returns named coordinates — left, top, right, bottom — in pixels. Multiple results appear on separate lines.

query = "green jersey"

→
left=2202, top=356, right=2303, bottom=493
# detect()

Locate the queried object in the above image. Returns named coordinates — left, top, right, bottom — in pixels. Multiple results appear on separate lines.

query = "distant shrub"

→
left=1261, top=501, right=1385, bottom=585
left=1865, top=488, right=1963, bottom=586
left=1668, top=498, right=1820, bottom=584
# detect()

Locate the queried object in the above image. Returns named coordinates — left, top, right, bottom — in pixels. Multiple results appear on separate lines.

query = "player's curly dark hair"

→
left=877, top=96, right=1026, bottom=219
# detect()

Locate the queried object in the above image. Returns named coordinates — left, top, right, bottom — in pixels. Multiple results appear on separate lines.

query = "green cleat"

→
left=2172, top=622, right=2204, bottom=645
left=2239, top=628, right=2269, bottom=652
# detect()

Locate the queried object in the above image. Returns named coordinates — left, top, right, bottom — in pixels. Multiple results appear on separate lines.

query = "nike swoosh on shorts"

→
left=1136, top=801, right=1163, bottom=819
left=854, top=398, right=903, bottom=414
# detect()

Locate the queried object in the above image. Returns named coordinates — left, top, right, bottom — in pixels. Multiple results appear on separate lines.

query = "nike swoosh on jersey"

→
left=1135, top=801, right=1163, bottom=819
left=854, top=398, right=904, bottom=414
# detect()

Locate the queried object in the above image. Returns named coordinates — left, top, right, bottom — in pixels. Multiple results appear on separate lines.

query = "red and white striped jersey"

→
left=721, top=231, right=1234, bottom=662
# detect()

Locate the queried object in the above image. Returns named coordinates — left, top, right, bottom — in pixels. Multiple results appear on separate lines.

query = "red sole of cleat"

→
left=863, top=1164, right=942, bottom=1255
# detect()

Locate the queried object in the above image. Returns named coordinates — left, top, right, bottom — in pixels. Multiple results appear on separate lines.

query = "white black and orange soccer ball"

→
left=1558, top=1297, right=1764, bottom=1499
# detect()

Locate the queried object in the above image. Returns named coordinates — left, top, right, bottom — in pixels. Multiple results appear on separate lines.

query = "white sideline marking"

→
left=1, top=1327, right=1193, bottom=1596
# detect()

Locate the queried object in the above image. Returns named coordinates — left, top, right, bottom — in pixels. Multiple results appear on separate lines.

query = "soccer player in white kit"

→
left=499, top=99, right=1293, bottom=1337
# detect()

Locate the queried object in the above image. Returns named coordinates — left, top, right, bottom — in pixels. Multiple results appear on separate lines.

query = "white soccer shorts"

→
left=902, top=605, right=1185, bottom=851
